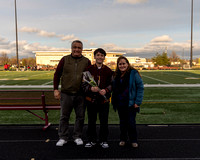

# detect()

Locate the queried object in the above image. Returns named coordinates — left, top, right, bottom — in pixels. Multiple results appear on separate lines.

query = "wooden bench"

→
left=0, top=90, right=60, bottom=130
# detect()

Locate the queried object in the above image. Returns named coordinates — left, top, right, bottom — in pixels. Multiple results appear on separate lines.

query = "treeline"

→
left=151, top=51, right=198, bottom=66
left=0, top=52, right=36, bottom=67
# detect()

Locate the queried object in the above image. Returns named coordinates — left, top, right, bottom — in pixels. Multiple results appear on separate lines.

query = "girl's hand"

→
left=134, top=104, right=140, bottom=108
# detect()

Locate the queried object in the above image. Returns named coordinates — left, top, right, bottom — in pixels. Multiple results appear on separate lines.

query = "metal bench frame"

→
left=0, top=90, right=60, bottom=130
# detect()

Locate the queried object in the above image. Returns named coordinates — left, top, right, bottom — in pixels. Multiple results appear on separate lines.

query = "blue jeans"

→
left=117, top=106, right=137, bottom=143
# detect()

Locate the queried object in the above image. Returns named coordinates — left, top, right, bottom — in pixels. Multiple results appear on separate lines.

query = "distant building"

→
left=33, top=49, right=152, bottom=70
left=33, top=49, right=125, bottom=66
left=128, top=57, right=147, bottom=67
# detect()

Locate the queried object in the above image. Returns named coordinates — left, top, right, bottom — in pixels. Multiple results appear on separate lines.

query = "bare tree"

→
left=170, top=51, right=180, bottom=62
left=0, top=52, right=9, bottom=65
left=27, top=57, right=36, bottom=66
left=21, top=58, right=28, bottom=66
left=9, top=56, right=17, bottom=65
left=21, top=57, right=36, bottom=67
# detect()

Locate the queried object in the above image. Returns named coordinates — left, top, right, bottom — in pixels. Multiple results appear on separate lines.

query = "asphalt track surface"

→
left=0, top=125, right=200, bottom=160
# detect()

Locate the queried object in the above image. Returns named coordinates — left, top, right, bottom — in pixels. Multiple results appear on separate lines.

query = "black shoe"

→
left=85, top=142, right=96, bottom=148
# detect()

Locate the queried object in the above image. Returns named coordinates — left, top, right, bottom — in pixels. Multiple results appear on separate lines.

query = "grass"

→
left=140, top=70, right=200, bottom=84
left=0, top=70, right=200, bottom=125
left=138, top=103, right=200, bottom=124
left=0, top=70, right=200, bottom=86
left=0, top=71, right=53, bottom=85
left=0, top=87, right=200, bottom=125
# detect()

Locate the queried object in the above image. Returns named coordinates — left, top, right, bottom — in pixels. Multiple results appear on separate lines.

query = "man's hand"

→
left=54, top=89, right=60, bottom=100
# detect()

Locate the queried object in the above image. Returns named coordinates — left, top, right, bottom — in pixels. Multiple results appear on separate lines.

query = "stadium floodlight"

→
left=190, top=0, right=193, bottom=68
left=14, top=0, right=19, bottom=68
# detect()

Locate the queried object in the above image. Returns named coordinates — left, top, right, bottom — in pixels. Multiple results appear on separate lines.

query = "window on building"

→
left=50, top=60, right=60, bottom=62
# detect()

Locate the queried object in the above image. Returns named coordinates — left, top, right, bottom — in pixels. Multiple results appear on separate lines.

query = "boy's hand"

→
left=91, top=86, right=99, bottom=92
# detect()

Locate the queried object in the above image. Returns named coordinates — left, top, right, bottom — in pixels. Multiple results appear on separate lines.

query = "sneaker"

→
left=56, top=139, right=67, bottom=146
left=74, top=138, right=83, bottom=145
left=85, top=142, right=96, bottom=148
left=100, top=142, right=109, bottom=148
left=132, top=142, right=138, bottom=148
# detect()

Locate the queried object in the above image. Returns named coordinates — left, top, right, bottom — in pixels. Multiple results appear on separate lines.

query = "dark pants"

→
left=117, top=106, right=137, bottom=143
left=58, top=92, right=85, bottom=140
left=86, top=101, right=109, bottom=142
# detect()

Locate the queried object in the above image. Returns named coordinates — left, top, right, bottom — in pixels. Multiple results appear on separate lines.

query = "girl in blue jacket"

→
left=112, top=56, right=144, bottom=148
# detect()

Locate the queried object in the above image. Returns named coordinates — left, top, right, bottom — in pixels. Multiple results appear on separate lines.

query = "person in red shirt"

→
left=4, top=63, right=8, bottom=70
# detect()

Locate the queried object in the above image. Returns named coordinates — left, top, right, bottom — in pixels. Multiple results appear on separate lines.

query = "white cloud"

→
left=20, top=26, right=78, bottom=41
left=60, top=34, right=76, bottom=41
left=151, top=35, right=173, bottom=43
left=24, top=42, right=66, bottom=52
left=20, top=27, right=39, bottom=33
left=20, top=27, right=56, bottom=37
left=0, top=35, right=67, bottom=57
left=101, top=43, right=136, bottom=54
left=0, top=32, right=198, bottom=59
left=0, top=36, right=9, bottom=45
left=0, top=49, right=11, bottom=54
left=89, top=42, right=97, bottom=47
left=38, top=30, right=56, bottom=37
left=19, top=42, right=66, bottom=57
left=100, top=35, right=195, bottom=58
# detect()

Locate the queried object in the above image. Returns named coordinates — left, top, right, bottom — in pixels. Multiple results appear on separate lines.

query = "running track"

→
left=1, top=124, right=200, bottom=160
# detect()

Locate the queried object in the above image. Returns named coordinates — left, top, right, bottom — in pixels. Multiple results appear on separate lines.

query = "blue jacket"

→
left=128, top=69, right=144, bottom=107
left=112, top=69, right=144, bottom=108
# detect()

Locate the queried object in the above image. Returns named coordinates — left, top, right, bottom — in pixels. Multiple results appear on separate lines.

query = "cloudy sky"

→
left=0, top=0, right=200, bottom=59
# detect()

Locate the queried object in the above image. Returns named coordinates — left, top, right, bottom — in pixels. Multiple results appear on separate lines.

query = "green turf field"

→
left=0, top=70, right=200, bottom=86
left=0, top=70, right=200, bottom=125
left=140, top=70, right=200, bottom=84
left=0, top=71, right=53, bottom=85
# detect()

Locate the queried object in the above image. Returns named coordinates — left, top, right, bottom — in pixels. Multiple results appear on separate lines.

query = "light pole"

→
left=190, top=0, right=193, bottom=68
left=14, top=0, right=19, bottom=68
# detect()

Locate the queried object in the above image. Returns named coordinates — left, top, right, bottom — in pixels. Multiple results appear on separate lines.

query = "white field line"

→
left=144, top=99, right=191, bottom=102
left=5, top=72, right=52, bottom=80
left=4, top=72, right=52, bottom=81
left=42, top=81, right=53, bottom=85
left=0, top=85, right=54, bottom=88
left=142, top=75, right=171, bottom=84
left=144, top=84, right=200, bottom=87
left=0, top=84, right=200, bottom=88
left=164, top=72, right=200, bottom=79
left=13, top=78, right=29, bottom=80
left=164, top=73, right=188, bottom=78
left=27, top=72, right=52, bottom=77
